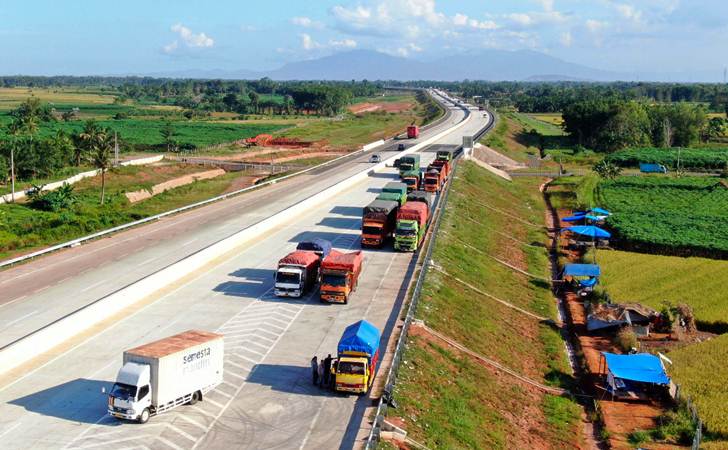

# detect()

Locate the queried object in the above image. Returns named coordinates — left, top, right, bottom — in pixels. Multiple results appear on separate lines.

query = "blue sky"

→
left=2, top=0, right=727, bottom=77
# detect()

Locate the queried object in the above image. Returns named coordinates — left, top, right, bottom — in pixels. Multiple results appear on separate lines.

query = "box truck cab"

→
left=275, top=251, right=321, bottom=298
left=320, top=250, right=363, bottom=304
left=400, top=169, right=422, bottom=192
left=107, top=330, right=224, bottom=424
left=406, top=125, right=420, bottom=139
left=333, top=320, right=381, bottom=394
left=436, top=149, right=453, bottom=162
left=398, top=154, right=420, bottom=174
left=423, top=167, right=445, bottom=192
left=361, top=200, right=398, bottom=247
left=394, top=201, right=429, bottom=252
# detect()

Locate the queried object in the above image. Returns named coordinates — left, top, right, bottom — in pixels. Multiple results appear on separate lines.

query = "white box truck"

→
left=106, top=330, right=224, bottom=423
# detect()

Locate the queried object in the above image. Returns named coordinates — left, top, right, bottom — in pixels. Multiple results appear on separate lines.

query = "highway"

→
left=0, top=93, right=458, bottom=349
left=0, top=94, right=490, bottom=449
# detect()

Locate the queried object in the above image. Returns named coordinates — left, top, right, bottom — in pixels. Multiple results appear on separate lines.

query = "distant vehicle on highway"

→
left=369, top=154, right=381, bottom=163
left=397, top=143, right=406, bottom=151
left=105, top=330, right=224, bottom=424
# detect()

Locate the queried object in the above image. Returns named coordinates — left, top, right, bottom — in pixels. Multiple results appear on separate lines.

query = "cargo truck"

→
left=407, top=190, right=433, bottom=210
left=398, top=154, right=420, bottom=174
left=406, top=125, right=420, bottom=139
left=106, top=330, right=224, bottom=424
left=394, top=201, right=429, bottom=252
left=296, top=238, right=332, bottom=259
left=361, top=200, right=398, bottom=247
left=400, top=169, right=422, bottom=192
left=333, top=320, right=381, bottom=394
left=423, top=167, right=445, bottom=192
left=274, top=251, right=321, bottom=298
left=320, top=250, right=363, bottom=304
left=378, top=182, right=407, bottom=206
left=436, top=149, right=453, bottom=162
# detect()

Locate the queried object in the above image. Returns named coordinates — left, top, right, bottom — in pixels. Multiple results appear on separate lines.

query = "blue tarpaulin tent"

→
left=561, top=225, right=611, bottom=239
left=562, top=215, right=586, bottom=222
left=602, top=352, right=670, bottom=385
left=590, top=207, right=611, bottom=216
left=338, top=320, right=380, bottom=355
left=563, top=264, right=601, bottom=277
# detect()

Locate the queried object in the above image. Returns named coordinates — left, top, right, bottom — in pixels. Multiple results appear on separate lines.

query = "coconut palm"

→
left=91, top=131, right=113, bottom=205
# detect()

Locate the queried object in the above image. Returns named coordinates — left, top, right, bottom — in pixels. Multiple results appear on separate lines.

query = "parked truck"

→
left=436, top=149, right=454, bottom=162
left=333, top=320, right=381, bottom=394
left=320, top=250, right=363, bottom=304
left=429, top=159, right=451, bottom=179
left=296, top=238, right=332, bottom=259
left=274, top=251, right=321, bottom=298
left=407, top=190, right=433, bottom=210
left=361, top=200, right=398, bottom=247
left=106, top=330, right=224, bottom=424
left=406, top=124, right=420, bottom=139
left=423, top=167, right=445, bottom=192
left=400, top=169, right=422, bottom=192
left=394, top=201, right=429, bottom=252
left=398, top=154, right=420, bottom=174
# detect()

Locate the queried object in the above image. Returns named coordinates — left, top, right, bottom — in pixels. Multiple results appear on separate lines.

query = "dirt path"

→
left=543, top=182, right=685, bottom=450
left=473, top=143, right=527, bottom=170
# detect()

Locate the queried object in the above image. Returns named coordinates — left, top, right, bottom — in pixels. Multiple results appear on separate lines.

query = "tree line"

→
left=0, top=98, right=115, bottom=204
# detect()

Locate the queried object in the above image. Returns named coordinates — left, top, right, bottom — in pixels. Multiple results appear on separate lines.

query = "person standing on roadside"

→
left=311, top=356, right=319, bottom=386
left=323, top=354, right=333, bottom=387
left=318, top=359, right=325, bottom=387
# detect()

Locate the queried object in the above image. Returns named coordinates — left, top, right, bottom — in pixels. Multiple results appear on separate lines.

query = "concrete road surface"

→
left=0, top=101, right=489, bottom=449
left=0, top=93, right=463, bottom=349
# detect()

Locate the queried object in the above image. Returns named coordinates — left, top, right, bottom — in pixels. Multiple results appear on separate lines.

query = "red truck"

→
left=361, top=200, right=398, bottom=247
left=406, top=125, right=420, bottom=139
left=320, top=250, right=363, bottom=304
left=274, top=251, right=321, bottom=298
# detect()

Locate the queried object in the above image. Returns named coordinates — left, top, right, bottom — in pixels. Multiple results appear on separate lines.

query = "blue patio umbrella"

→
left=590, top=207, right=611, bottom=216
left=584, top=214, right=607, bottom=221
left=562, top=215, right=587, bottom=222
left=561, top=225, right=611, bottom=239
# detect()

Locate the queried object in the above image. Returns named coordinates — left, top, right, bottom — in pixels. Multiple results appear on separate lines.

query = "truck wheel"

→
left=189, top=390, right=202, bottom=405
left=139, top=408, right=150, bottom=424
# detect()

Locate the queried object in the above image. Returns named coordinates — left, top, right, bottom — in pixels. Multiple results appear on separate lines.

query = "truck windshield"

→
left=110, top=382, right=137, bottom=400
left=425, top=178, right=438, bottom=185
left=397, top=227, right=416, bottom=236
left=362, top=226, right=383, bottom=235
left=403, top=178, right=416, bottom=186
left=338, top=361, right=366, bottom=375
left=322, top=274, right=347, bottom=287
left=276, top=272, right=300, bottom=284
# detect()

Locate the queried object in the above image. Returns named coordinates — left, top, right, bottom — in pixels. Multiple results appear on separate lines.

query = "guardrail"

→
left=364, top=103, right=495, bottom=449
left=0, top=92, right=471, bottom=376
left=0, top=90, right=453, bottom=270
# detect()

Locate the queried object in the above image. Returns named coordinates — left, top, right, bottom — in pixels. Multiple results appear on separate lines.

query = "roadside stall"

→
left=599, top=352, right=671, bottom=401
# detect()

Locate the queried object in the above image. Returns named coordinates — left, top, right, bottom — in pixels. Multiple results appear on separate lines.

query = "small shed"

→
left=562, top=264, right=600, bottom=297
left=587, top=303, right=657, bottom=332
left=600, top=352, right=670, bottom=400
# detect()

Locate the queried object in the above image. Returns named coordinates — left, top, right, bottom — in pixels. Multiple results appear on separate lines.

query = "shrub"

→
left=616, top=327, right=637, bottom=353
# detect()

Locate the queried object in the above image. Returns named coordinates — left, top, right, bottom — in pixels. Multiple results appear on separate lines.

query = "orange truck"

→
left=423, top=166, right=445, bottom=192
left=320, top=250, right=363, bottom=304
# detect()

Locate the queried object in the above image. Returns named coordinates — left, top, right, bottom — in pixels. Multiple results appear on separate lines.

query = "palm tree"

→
left=76, top=120, right=102, bottom=166
left=92, top=131, right=113, bottom=205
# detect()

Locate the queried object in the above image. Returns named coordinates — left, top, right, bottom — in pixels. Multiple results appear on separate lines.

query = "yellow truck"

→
left=333, top=320, right=381, bottom=394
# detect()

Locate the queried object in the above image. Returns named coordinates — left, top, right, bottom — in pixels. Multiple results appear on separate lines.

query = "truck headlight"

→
left=129, top=409, right=136, bottom=415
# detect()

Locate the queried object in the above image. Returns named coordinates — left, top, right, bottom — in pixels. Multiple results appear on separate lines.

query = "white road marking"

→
left=80, top=279, right=106, bottom=293
left=75, top=434, right=154, bottom=449
left=137, top=255, right=160, bottom=267
left=364, top=253, right=398, bottom=320
left=154, top=436, right=184, bottom=450
left=298, top=397, right=327, bottom=450
left=0, top=422, right=21, bottom=439
left=177, top=415, right=207, bottom=432
left=0, top=294, right=27, bottom=309
left=167, top=424, right=196, bottom=442
left=181, top=238, right=198, bottom=246
left=204, top=398, right=223, bottom=409
left=3, top=309, right=38, bottom=328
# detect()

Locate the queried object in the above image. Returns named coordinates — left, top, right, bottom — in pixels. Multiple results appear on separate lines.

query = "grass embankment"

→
left=389, top=162, right=581, bottom=449
left=481, top=112, right=598, bottom=170
left=0, top=164, right=248, bottom=260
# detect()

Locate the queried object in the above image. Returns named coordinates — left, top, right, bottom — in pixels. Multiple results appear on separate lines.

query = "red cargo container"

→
left=406, top=125, right=420, bottom=139
left=320, top=250, right=364, bottom=304
left=279, top=250, right=319, bottom=267
left=396, top=201, right=428, bottom=228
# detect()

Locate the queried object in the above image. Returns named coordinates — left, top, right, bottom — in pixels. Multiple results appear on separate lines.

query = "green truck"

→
left=376, top=182, right=408, bottom=206
left=400, top=169, right=422, bottom=192
left=436, top=149, right=454, bottom=162
left=394, top=201, right=429, bottom=252
left=398, top=154, right=421, bottom=175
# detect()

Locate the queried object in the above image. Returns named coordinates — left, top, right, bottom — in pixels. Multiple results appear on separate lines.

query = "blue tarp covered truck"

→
left=333, top=320, right=381, bottom=394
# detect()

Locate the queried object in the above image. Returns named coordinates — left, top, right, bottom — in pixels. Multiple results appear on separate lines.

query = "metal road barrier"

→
left=0, top=91, right=454, bottom=270
left=365, top=103, right=496, bottom=449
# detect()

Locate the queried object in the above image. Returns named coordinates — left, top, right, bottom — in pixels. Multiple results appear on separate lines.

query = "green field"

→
left=389, top=162, right=581, bottom=449
left=668, top=333, right=728, bottom=441
left=596, top=176, right=728, bottom=257
left=596, top=250, right=728, bottom=330
left=605, top=147, right=728, bottom=171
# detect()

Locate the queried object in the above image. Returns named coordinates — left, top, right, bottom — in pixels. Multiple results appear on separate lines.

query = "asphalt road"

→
left=0, top=98, right=490, bottom=449
left=0, top=93, right=462, bottom=349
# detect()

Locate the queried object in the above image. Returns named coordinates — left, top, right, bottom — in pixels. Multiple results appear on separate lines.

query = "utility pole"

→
left=10, top=144, right=15, bottom=203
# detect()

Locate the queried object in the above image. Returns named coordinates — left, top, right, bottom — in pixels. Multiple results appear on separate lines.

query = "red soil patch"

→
left=348, top=101, right=414, bottom=115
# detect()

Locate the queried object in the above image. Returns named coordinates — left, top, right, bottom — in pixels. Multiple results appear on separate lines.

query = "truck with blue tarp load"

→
left=333, top=320, right=381, bottom=394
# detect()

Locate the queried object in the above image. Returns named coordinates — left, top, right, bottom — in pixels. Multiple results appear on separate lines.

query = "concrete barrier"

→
left=0, top=99, right=472, bottom=376
left=0, top=155, right=165, bottom=204
left=361, top=139, right=385, bottom=152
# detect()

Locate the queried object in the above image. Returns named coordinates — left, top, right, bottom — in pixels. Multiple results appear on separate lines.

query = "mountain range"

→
left=145, top=49, right=723, bottom=82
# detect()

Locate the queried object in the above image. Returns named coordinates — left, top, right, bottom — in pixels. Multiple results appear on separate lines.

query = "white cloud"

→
left=585, top=19, right=606, bottom=32
left=291, top=16, right=324, bottom=29
left=536, top=0, right=555, bottom=12
left=301, top=33, right=321, bottom=50
left=615, top=4, right=643, bottom=23
left=162, top=41, right=178, bottom=54
left=507, top=13, right=535, bottom=26
left=560, top=31, right=573, bottom=47
left=453, top=13, right=468, bottom=26
left=165, top=23, right=214, bottom=53
left=240, top=24, right=257, bottom=32
left=330, top=38, right=357, bottom=48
